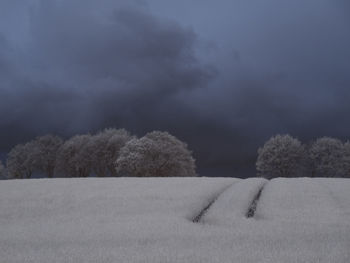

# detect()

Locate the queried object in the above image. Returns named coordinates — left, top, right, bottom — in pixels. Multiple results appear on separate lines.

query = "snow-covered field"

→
left=0, top=177, right=349, bottom=263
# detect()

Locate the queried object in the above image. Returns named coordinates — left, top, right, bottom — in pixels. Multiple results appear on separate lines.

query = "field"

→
left=0, top=177, right=349, bottom=263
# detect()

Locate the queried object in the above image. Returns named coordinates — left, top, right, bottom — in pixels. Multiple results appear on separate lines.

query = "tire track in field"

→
left=246, top=182, right=266, bottom=218
left=193, top=178, right=268, bottom=224
left=192, top=182, right=237, bottom=223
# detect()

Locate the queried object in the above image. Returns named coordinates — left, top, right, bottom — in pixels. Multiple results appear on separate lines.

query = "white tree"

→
left=31, top=135, right=63, bottom=178
left=56, top=134, right=92, bottom=177
left=308, top=137, right=344, bottom=177
left=116, top=131, right=196, bottom=177
left=7, top=142, right=36, bottom=179
left=89, top=128, right=134, bottom=177
left=0, top=160, right=6, bottom=179
left=256, top=134, right=306, bottom=178
left=342, top=141, right=350, bottom=178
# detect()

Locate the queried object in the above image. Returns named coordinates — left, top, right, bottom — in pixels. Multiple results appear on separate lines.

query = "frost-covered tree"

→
left=31, top=135, right=63, bottom=178
left=56, top=134, right=92, bottom=177
left=342, top=141, right=350, bottom=178
left=308, top=137, right=344, bottom=177
left=7, top=142, right=37, bottom=179
left=89, top=128, right=134, bottom=177
left=0, top=160, right=6, bottom=179
left=116, top=131, right=196, bottom=177
left=256, top=134, right=306, bottom=178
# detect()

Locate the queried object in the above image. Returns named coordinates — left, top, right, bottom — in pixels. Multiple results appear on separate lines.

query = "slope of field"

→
left=0, top=177, right=349, bottom=263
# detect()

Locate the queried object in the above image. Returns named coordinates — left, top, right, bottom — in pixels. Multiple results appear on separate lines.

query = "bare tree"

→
left=7, top=142, right=37, bottom=179
left=308, top=137, right=344, bottom=177
left=0, top=160, right=6, bottom=179
left=116, top=131, right=196, bottom=177
left=256, top=134, right=306, bottom=178
left=56, top=134, right=92, bottom=177
left=342, top=141, right=350, bottom=178
left=89, top=128, right=134, bottom=177
left=31, top=135, right=64, bottom=178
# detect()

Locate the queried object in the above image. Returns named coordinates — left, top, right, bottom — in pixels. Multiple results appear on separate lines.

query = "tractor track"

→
left=246, top=183, right=266, bottom=218
left=192, top=182, right=236, bottom=223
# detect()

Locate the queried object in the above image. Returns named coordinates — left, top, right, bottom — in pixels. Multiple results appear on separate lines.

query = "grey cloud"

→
left=0, top=1, right=214, bottom=164
left=0, top=0, right=350, bottom=177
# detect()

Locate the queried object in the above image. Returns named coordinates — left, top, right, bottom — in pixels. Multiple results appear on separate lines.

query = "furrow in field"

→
left=199, top=178, right=268, bottom=225
left=246, top=183, right=266, bottom=218
left=192, top=182, right=236, bottom=223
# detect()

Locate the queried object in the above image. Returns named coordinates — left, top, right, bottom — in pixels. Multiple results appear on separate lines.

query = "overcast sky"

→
left=0, top=0, right=349, bottom=176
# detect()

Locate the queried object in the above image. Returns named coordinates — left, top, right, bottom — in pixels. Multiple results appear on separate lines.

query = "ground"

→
left=0, top=177, right=349, bottom=263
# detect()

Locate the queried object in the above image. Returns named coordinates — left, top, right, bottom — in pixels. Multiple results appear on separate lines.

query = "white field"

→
left=0, top=177, right=349, bottom=263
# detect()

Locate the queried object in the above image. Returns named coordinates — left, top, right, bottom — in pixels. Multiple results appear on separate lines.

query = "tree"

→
left=0, top=160, right=6, bottom=179
left=342, top=141, right=350, bottom=178
left=7, top=142, right=36, bottom=179
left=308, top=137, right=344, bottom=177
left=31, top=135, right=63, bottom=178
left=116, top=131, right=196, bottom=177
left=256, top=134, right=306, bottom=178
left=89, top=128, right=134, bottom=177
left=55, top=134, right=92, bottom=177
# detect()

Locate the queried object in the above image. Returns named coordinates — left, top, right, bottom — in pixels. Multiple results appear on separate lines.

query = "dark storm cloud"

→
left=0, top=1, right=214, bottom=157
left=184, top=0, right=350, bottom=173
left=0, top=0, right=350, bottom=176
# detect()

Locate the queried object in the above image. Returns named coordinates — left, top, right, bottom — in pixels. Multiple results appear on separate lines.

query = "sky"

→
left=0, top=0, right=349, bottom=176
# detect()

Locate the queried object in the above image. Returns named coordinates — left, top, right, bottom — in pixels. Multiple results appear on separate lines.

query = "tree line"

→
left=2, top=132, right=349, bottom=179
left=0, top=129, right=196, bottom=179
left=256, top=134, right=350, bottom=178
